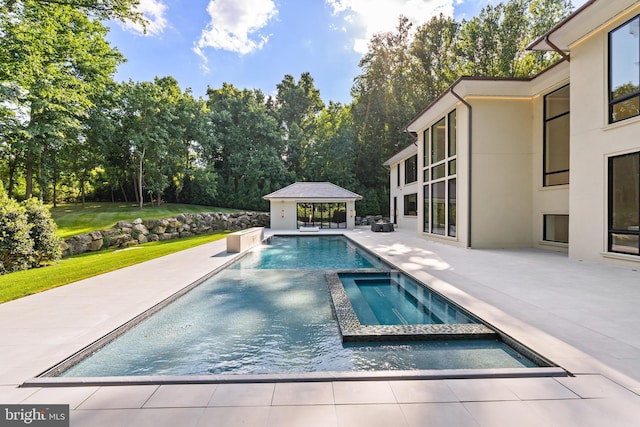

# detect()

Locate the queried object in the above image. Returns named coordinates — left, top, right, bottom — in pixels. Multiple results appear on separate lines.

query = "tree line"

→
left=0, top=0, right=573, bottom=215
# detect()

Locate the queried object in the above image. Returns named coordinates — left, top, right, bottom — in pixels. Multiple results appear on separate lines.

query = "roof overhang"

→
left=403, top=60, right=569, bottom=135
left=527, top=0, right=640, bottom=52
left=263, top=182, right=363, bottom=201
left=382, top=143, right=418, bottom=167
left=405, top=77, right=533, bottom=133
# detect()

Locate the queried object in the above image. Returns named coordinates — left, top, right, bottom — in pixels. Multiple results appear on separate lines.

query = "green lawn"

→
left=0, top=202, right=247, bottom=303
left=50, top=202, right=240, bottom=239
left=0, top=231, right=230, bottom=303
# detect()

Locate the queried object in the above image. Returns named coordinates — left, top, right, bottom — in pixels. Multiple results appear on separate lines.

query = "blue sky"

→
left=106, top=0, right=588, bottom=104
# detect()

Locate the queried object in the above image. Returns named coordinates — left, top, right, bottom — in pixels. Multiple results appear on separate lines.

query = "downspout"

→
left=545, top=35, right=570, bottom=62
left=450, top=87, right=473, bottom=249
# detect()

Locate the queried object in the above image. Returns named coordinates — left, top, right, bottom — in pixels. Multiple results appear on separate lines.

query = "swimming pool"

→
left=46, top=235, right=558, bottom=379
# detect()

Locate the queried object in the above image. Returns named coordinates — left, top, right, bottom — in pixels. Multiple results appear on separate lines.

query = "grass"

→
left=0, top=231, right=231, bottom=303
left=50, top=202, right=240, bottom=239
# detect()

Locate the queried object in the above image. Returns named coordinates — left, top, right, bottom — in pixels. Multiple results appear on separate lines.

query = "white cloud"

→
left=121, top=0, right=168, bottom=36
left=194, top=0, right=278, bottom=63
left=327, top=0, right=454, bottom=54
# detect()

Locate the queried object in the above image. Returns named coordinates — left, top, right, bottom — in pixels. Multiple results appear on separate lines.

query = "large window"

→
left=423, top=110, right=457, bottom=237
left=297, top=203, right=347, bottom=229
left=544, top=85, right=570, bottom=186
left=422, top=128, right=430, bottom=172
left=608, top=152, right=640, bottom=255
left=609, top=15, right=640, bottom=123
left=404, top=193, right=417, bottom=216
left=404, top=154, right=417, bottom=184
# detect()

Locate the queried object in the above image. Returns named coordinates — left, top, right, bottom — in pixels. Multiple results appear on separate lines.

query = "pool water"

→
left=230, top=235, right=384, bottom=270
left=59, top=236, right=541, bottom=377
left=338, top=272, right=478, bottom=326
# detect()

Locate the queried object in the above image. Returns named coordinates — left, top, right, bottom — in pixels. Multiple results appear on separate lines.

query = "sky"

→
left=105, top=0, right=589, bottom=105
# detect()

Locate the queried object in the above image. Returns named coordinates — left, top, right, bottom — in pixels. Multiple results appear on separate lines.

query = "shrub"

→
left=22, top=198, right=62, bottom=266
left=0, top=186, right=34, bottom=274
left=0, top=185, right=62, bottom=275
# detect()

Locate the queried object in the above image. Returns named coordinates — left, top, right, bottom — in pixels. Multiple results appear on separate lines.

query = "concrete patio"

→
left=1, top=227, right=639, bottom=426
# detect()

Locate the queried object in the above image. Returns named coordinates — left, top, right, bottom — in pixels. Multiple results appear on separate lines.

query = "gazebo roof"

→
left=263, top=182, right=362, bottom=201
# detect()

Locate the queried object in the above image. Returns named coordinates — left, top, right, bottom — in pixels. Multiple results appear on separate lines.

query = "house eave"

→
left=527, top=0, right=639, bottom=52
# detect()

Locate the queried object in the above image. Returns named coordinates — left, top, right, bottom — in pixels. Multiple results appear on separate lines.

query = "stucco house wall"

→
left=469, top=98, right=534, bottom=248
left=386, top=0, right=640, bottom=267
left=567, top=4, right=640, bottom=264
left=384, top=144, right=419, bottom=230
left=268, top=200, right=298, bottom=230
left=398, top=77, right=567, bottom=250
left=530, top=64, right=571, bottom=253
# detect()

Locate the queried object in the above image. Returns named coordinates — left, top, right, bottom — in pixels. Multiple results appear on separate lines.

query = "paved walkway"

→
left=1, top=228, right=639, bottom=426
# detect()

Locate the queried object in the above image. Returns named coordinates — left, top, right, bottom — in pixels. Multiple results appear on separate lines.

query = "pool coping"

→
left=21, top=366, right=567, bottom=388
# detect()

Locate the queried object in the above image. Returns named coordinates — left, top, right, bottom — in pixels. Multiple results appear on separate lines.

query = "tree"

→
left=275, top=73, right=325, bottom=178
left=88, top=83, right=133, bottom=202
left=351, top=17, right=417, bottom=215
left=206, top=83, right=292, bottom=210
left=164, top=87, right=214, bottom=204
left=307, top=102, right=356, bottom=189
left=455, top=0, right=572, bottom=77
left=410, top=14, right=460, bottom=105
left=111, top=78, right=180, bottom=208
left=0, top=1, right=125, bottom=201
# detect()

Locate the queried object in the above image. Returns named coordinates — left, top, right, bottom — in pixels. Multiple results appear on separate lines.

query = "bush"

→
left=0, top=185, right=61, bottom=275
left=22, top=198, right=62, bottom=266
left=0, top=187, right=34, bottom=274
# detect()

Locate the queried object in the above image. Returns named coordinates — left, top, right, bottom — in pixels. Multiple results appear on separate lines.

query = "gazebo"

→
left=263, top=182, right=362, bottom=230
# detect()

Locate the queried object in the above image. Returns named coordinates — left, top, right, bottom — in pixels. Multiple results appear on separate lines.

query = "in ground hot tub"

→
left=326, top=270, right=496, bottom=341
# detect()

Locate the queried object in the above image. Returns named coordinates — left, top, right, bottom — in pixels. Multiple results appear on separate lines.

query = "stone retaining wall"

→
left=62, top=212, right=270, bottom=257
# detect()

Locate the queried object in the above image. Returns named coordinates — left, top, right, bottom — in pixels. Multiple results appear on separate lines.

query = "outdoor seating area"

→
left=371, top=222, right=394, bottom=232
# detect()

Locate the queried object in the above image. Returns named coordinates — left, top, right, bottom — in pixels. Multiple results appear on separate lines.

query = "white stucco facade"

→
left=383, top=144, right=419, bottom=231
left=386, top=0, right=640, bottom=267
left=561, top=2, right=640, bottom=265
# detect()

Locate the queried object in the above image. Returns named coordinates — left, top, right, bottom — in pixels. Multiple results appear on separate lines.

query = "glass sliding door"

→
left=608, top=152, right=640, bottom=255
left=297, top=202, right=347, bottom=229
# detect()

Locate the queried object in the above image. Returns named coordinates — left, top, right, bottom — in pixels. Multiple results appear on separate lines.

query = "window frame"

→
left=607, top=152, right=640, bottom=256
left=543, top=214, right=569, bottom=244
left=422, top=109, right=457, bottom=237
left=608, top=15, right=640, bottom=124
left=404, top=154, right=418, bottom=185
left=403, top=193, right=418, bottom=216
left=543, top=84, right=570, bottom=187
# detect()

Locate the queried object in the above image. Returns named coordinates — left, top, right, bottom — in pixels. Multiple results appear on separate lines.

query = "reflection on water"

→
left=61, top=237, right=536, bottom=377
